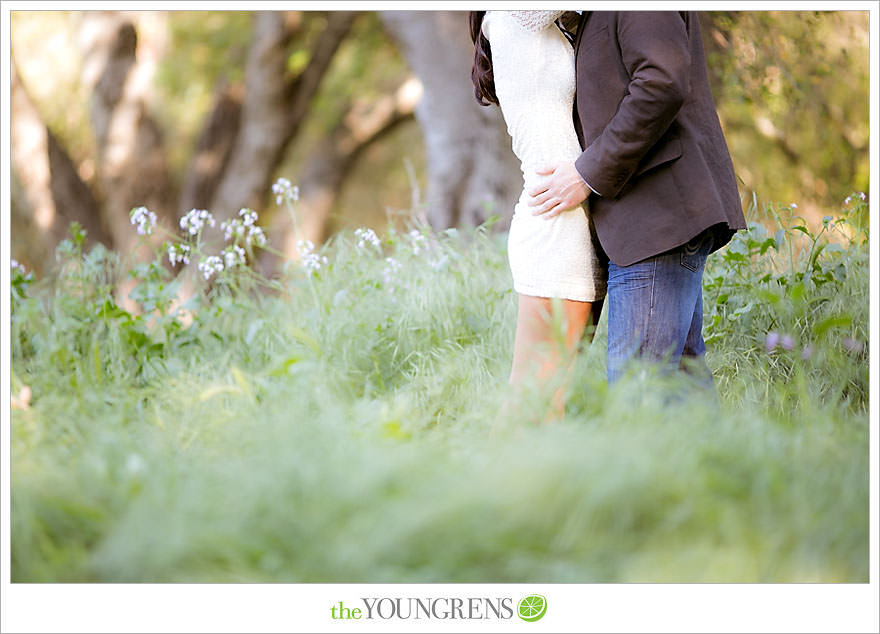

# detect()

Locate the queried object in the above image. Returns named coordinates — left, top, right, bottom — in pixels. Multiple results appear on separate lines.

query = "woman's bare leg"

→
left=509, top=294, right=594, bottom=419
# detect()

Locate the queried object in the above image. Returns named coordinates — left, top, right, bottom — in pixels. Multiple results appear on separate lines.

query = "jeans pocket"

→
left=680, top=231, right=713, bottom=272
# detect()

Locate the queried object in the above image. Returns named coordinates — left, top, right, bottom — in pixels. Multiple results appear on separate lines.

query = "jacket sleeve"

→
left=574, top=12, right=690, bottom=198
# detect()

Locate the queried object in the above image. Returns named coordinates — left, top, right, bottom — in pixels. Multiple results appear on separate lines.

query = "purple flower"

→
left=842, top=337, right=864, bottom=354
left=801, top=345, right=813, bottom=360
left=765, top=331, right=780, bottom=352
left=780, top=335, right=795, bottom=351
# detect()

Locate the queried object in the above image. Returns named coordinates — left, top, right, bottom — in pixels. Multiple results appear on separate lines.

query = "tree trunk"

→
left=179, top=81, right=244, bottom=213
left=79, top=11, right=175, bottom=257
left=10, top=59, right=107, bottom=271
left=262, top=77, right=418, bottom=273
left=380, top=10, right=521, bottom=230
left=208, top=11, right=359, bottom=226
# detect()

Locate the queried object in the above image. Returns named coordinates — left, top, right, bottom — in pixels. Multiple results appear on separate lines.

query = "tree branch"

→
left=263, top=78, right=417, bottom=271
left=208, top=11, right=359, bottom=226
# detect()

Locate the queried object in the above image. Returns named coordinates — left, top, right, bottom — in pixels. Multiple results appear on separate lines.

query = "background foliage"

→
left=702, top=11, right=869, bottom=214
left=9, top=10, right=870, bottom=275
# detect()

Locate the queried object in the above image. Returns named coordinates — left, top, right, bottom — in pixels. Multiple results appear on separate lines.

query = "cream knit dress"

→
left=483, top=10, right=606, bottom=302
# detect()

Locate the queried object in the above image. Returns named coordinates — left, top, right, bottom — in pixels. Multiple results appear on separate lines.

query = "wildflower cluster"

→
left=167, top=243, right=191, bottom=267
left=842, top=337, right=865, bottom=354
left=764, top=331, right=794, bottom=353
left=297, top=240, right=328, bottom=276
left=10, top=259, right=34, bottom=301
left=223, top=245, right=247, bottom=269
left=198, top=255, right=225, bottom=281
left=180, top=209, right=216, bottom=236
left=408, top=229, right=427, bottom=256
left=383, top=256, right=402, bottom=292
left=125, top=186, right=286, bottom=283
left=221, top=208, right=267, bottom=247
left=130, top=206, right=157, bottom=236
left=355, top=227, right=381, bottom=250
left=272, top=177, right=299, bottom=206
left=765, top=329, right=864, bottom=360
left=11, top=259, right=27, bottom=277
left=844, top=192, right=867, bottom=206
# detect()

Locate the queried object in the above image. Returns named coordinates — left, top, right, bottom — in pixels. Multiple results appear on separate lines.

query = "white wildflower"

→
left=354, top=227, right=380, bottom=250
left=272, top=178, right=299, bottom=205
left=383, top=256, right=402, bottom=290
left=240, top=208, right=258, bottom=226
left=223, top=244, right=247, bottom=268
left=180, top=209, right=215, bottom=236
left=130, top=206, right=157, bottom=236
left=297, top=239, right=328, bottom=276
left=198, top=255, right=224, bottom=280
left=408, top=229, right=427, bottom=255
left=222, top=209, right=265, bottom=247
left=221, top=218, right=245, bottom=241
left=247, top=226, right=267, bottom=247
left=167, top=243, right=191, bottom=266
left=859, top=192, right=866, bottom=201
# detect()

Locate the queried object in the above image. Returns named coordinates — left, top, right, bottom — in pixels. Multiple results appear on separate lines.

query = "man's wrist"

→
left=575, top=167, right=601, bottom=197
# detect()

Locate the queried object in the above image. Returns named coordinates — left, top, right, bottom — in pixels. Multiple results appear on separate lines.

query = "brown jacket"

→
left=573, top=11, right=746, bottom=266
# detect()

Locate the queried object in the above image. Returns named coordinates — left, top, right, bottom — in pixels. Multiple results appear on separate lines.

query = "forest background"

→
left=9, top=9, right=870, bottom=279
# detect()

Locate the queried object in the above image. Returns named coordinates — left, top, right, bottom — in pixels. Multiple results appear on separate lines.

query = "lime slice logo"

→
left=517, top=594, right=547, bottom=622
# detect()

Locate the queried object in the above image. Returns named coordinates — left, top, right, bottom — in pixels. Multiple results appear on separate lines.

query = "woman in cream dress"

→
left=469, top=10, right=606, bottom=411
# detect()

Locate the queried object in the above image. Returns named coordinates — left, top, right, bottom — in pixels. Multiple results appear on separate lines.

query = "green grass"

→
left=9, top=197, right=870, bottom=582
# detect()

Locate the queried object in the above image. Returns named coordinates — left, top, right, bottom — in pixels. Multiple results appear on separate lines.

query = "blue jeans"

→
left=606, top=229, right=715, bottom=389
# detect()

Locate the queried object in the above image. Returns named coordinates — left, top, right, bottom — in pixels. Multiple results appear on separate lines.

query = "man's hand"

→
left=527, top=162, right=590, bottom=218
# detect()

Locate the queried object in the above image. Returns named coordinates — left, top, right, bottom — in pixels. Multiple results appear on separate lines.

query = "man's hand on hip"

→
left=526, top=162, right=590, bottom=218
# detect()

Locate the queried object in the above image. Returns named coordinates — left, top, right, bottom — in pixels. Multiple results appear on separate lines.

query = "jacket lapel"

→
left=573, top=11, right=592, bottom=57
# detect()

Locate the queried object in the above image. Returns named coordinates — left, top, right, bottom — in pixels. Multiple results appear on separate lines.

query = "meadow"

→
left=9, top=189, right=870, bottom=582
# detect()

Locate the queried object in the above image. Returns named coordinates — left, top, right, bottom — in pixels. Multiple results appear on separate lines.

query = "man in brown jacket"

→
left=529, top=11, right=747, bottom=386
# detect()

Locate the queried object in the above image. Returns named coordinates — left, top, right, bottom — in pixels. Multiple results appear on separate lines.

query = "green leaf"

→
left=774, top=228, right=786, bottom=249
left=812, top=315, right=852, bottom=340
left=755, top=289, right=781, bottom=304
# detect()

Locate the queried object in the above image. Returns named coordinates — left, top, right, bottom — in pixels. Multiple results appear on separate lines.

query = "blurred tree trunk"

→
left=10, top=59, right=107, bottom=271
left=14, top=10, right=362, bottom=283
left=179, top=81, right=244, bottom=213
left=262, top=77, right=419, bottom=272
left=78, top=11, right=174, bottom=258
left=207, top=11, right=358, bottom=226
left=380, top=10, right=521, bottom=230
